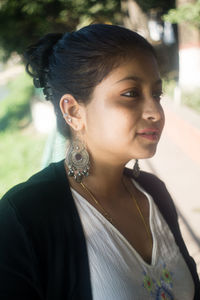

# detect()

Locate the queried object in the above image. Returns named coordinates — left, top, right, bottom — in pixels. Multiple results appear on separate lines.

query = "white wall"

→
left=179, top=47, right=200, bottom=90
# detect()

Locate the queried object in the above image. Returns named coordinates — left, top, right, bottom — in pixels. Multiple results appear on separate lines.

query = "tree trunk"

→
left=121, top=0, right=150, bottom=40
left=120, top=0, right=179, bottom=78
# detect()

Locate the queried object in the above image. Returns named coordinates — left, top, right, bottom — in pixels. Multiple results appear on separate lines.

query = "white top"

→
left=71, top=179, right=194, bottom=300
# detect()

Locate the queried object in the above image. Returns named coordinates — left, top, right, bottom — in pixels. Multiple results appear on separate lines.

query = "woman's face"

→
left=82, top=51, right=165, bottom=165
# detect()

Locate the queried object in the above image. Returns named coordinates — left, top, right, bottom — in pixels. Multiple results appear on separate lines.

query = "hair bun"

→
left=24, top=33, right=63, bottom=89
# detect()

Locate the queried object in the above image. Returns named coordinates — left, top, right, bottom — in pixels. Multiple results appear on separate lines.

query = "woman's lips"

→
left=136, top=128, right=160, bottom=141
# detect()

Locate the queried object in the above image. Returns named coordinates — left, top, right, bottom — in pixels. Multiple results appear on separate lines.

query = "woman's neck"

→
left=68, top=159, right=130, bottom=202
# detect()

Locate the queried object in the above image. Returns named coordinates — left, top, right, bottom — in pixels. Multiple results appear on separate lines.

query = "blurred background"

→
left=0, top=0, right=200, bottom=273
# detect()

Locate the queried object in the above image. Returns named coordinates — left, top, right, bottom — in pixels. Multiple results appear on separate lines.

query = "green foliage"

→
left=163, top=80, right=200, bottom=114
left=162, top=79, right=176, bottom=98
left=163, top=0, right=200, bottom=29
left=0, top=0, right=177, bottom=60
left=0, top=129, right=46, bottom=198
left=0, top=71, right=46, bottom=198
left=0, top=72, right=34, bottom=131
left=0, top=0, right=121, bottom=60
left=182, top=88, right=200, bottom=114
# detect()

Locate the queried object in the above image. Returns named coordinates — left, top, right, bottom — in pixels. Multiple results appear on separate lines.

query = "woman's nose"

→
left=142, top=98, right=164, bottom=122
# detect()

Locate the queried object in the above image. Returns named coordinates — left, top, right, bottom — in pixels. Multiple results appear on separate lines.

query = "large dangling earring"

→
left=65, top=139, right=90, bottom=183
left=133, top=159, right=140, bottom=178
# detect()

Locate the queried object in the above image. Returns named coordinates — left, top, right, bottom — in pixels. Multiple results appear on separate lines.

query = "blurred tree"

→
left=121, top=0, right=175, bottom=39
left=163, top=0, right=200, bottom=29
left=0, top=0, right=121, bottom=60
left=121, top=0, right=177, bottom=77
left=164, top=0, right=200, bottom=90
left=0, top=0, right=176, bottom=62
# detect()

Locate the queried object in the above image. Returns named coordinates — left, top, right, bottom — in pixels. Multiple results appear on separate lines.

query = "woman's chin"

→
left=134, top=147, right=158, bottom=160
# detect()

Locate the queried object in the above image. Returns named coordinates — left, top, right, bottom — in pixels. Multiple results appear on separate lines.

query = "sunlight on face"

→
left=82, top=51, right=165, bottom=165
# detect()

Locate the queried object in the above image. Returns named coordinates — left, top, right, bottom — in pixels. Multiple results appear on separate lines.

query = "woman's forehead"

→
left=100, top=54, right=161, bottom=86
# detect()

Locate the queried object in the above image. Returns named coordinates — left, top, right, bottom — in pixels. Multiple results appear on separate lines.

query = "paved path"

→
left=139, top=98, right=200, bottom=276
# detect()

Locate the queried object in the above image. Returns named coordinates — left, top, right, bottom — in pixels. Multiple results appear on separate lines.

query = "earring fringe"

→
left=65, top=139, right=90, bottom=183
left=133, top=159, right=140, bottom=178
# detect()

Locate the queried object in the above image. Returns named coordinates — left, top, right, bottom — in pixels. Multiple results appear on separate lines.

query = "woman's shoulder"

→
left=0, top=160, right=71, bottom=224
left=2, top=160, right=65, bottom=200
left=124, top=167, right=178, bottom=221
left=124, top=167, right=165, bottom=187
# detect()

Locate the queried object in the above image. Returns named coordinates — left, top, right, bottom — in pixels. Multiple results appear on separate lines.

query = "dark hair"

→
left=24, top=24, right=156, bottom=138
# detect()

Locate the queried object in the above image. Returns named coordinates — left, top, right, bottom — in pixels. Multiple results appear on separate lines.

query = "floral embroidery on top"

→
left=142, top=264, right=174, bottom=299
left=162, top=267, right=173, bottom=285
left=143, top=274, right=154, bottom=292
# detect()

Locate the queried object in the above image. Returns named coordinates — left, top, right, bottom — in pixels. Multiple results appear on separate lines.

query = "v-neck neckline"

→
left=71, top=178, right=157, bottom=268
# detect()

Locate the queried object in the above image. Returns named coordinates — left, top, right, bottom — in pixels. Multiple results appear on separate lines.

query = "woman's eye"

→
left=121, top=90, right=139, bottom=98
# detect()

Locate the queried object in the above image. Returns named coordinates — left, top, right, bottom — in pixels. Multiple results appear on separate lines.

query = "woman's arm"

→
left=0, top=198, right=42, bottom=300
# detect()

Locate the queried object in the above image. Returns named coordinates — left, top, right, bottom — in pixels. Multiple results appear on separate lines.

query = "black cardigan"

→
left=0, top=160, right=199, bottom=299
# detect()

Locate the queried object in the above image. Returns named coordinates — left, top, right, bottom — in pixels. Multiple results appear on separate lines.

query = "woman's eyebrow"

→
left=115, top=76, right=141, bottom=84
left=115, top=76, right=162, bottom=85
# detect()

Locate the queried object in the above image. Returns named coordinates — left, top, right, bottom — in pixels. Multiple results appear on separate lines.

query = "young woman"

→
left=0, top=24, right=199, bottom=300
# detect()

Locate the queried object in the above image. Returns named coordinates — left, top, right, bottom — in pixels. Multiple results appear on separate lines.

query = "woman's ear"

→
left=59, top=94, right=85, bottom=131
